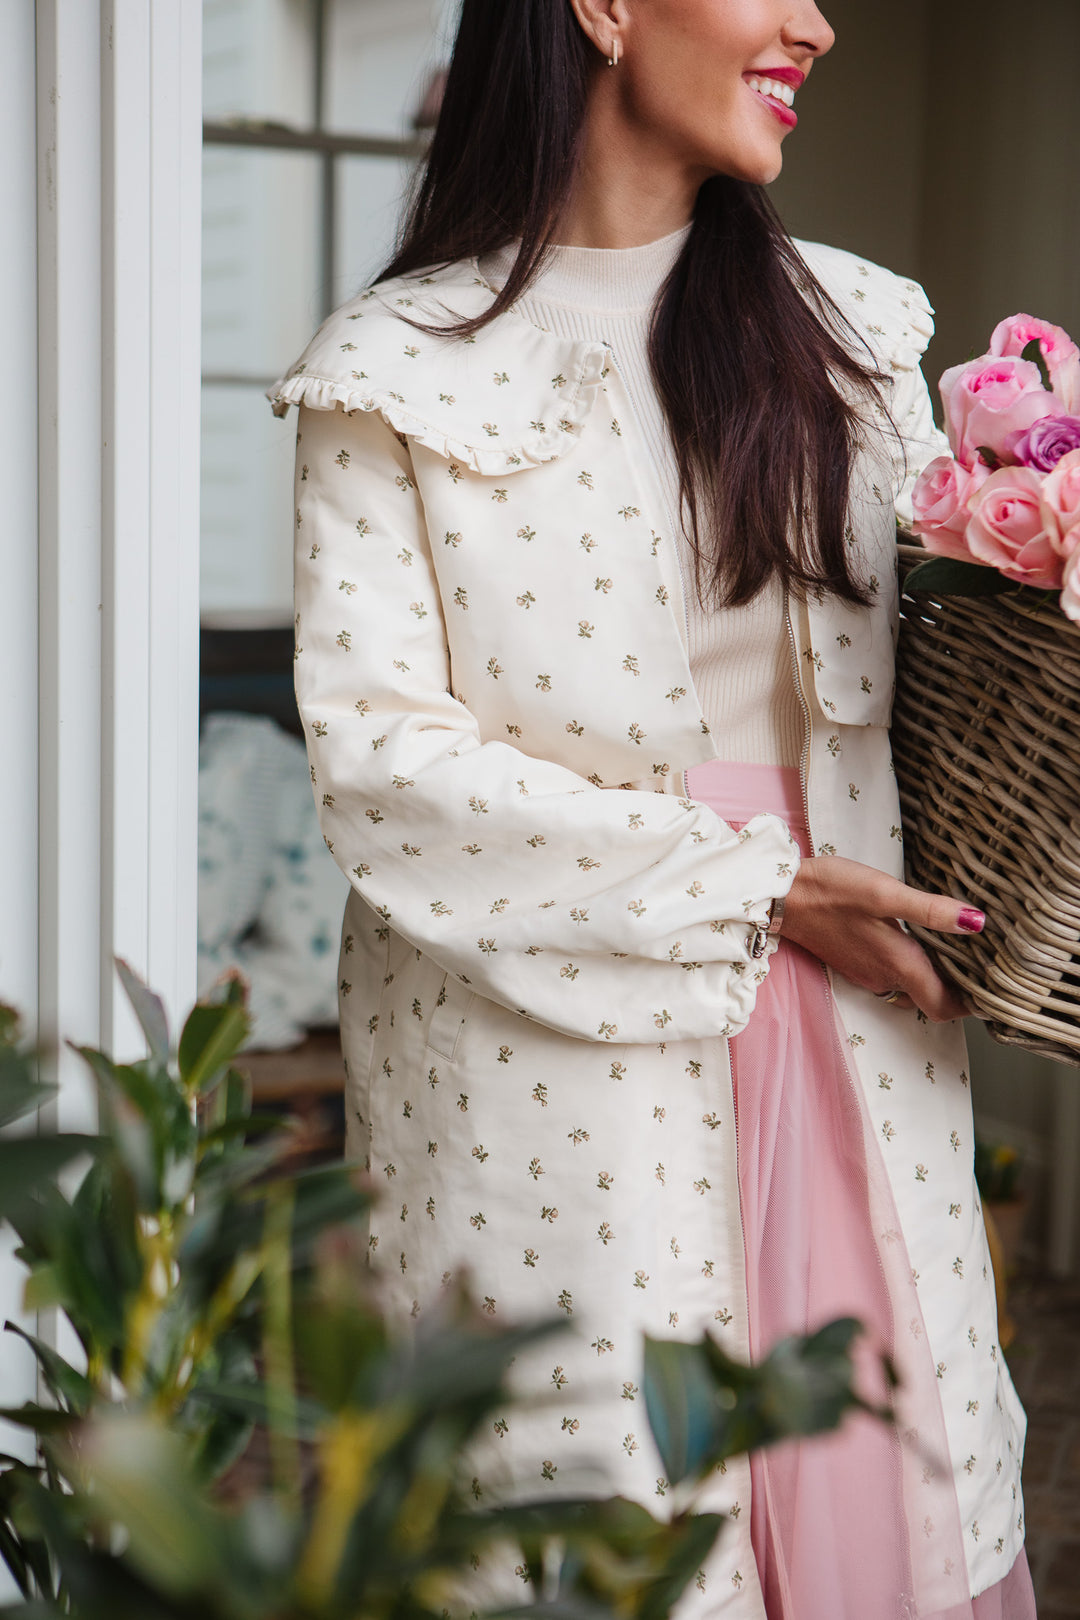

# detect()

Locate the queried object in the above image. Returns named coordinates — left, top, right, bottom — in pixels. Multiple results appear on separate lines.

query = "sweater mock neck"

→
left=480, top=225, right=691, bottom=315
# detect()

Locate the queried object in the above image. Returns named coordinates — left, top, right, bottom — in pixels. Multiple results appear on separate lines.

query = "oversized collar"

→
left=268, top=241, right=935, bottom=478
left=269, top=261, right=610, bottom=477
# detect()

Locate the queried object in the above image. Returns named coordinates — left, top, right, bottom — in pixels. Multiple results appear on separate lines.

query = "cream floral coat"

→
left=270, top=241, right=1027, bottom=1613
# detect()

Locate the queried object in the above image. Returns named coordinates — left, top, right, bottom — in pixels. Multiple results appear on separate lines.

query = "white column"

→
left=100, top=0, right=202, bottom=1055
left=8, top=0, right=202, bottom=1442
left=35, top=0, right=201, bottom=1084
left=36, top=0, right=105, bottom=1125
left=0, top=0, right=43, bottom=1533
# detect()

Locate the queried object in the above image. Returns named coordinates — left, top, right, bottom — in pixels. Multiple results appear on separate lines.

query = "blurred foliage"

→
left=0, top=967, right=886, bottom=1618
left=974, top=1137, right=1023, bottom=1204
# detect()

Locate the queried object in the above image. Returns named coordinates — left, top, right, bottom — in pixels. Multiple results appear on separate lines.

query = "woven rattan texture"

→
left=892, top=545, right=1080, bottom=1065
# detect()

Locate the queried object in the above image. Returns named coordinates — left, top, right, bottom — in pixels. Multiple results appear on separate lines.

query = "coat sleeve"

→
left=292, top=401, right=801, bottom=1046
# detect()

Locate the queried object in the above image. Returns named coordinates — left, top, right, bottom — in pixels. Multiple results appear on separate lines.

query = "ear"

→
left=567, top=0, right=622, bottom=63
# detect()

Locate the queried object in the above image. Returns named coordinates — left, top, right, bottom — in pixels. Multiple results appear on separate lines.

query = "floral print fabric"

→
left=271, top=242, right=1028, bottom=1614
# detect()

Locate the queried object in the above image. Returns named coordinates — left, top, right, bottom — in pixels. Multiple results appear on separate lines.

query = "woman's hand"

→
left=780, top=855, right=983, bottom=1022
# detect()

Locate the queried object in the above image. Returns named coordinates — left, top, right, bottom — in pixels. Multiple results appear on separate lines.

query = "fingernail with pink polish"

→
left=958, top=908, right=986, bottom=934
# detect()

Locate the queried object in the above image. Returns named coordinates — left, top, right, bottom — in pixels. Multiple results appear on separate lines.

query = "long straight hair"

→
left=384, top=0, right=885, bottom=608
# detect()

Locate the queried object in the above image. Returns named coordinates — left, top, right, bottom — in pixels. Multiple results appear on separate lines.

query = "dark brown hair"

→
left=384, top=0, right=885, bottom=607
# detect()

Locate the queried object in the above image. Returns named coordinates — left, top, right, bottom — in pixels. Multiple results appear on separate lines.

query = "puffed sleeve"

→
left=292, top=402, right=801, bottom=1046
left=891, top=360, right=951, bottom=529
left=851, top=255, right=950, bottom=525
left=794, top=240, right=951, bottom=527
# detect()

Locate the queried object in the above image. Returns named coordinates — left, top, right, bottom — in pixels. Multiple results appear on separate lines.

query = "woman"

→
left=269, top=2, right=1035, bottom=1614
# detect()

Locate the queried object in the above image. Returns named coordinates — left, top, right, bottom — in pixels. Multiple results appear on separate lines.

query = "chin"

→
left=714, top=154, right=785, bottom=187
left=701, top=135, right=786, bottom=188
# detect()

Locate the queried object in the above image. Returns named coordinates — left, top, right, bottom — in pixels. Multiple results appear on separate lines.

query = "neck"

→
left=554, top=80, right=703, bottom=248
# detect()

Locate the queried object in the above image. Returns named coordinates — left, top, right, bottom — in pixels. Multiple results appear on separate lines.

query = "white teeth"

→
left=749, top=75, right=796, bottom=108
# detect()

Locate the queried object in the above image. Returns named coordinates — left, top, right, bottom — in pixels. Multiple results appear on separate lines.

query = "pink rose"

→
left=965, top=466, right=1063, bottom=588
left=910, top=455, right=989, bottom=559
left=939, top=355, right=1058, bottom=468
left=1062, top=549, right=1080, bottom=623
left=990, top=313, right=1080, bottom=414
left=1041, top=447, right=1080, bottom=559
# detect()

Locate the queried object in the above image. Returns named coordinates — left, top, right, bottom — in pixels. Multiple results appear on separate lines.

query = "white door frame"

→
left=36, top=0, right=202, bottom=1102
left=0, top=5, right=201, bottom=1516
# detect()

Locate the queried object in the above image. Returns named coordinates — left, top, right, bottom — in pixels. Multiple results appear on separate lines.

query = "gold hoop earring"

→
left=607, top=37, right=620, bottom=66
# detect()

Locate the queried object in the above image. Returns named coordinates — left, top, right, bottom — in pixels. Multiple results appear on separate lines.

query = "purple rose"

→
left=1007, top=413, right=1080, bottom=472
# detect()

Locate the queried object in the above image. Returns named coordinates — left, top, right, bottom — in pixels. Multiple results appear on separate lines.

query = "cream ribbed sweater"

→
left=480, top=230, right=803, bottom=768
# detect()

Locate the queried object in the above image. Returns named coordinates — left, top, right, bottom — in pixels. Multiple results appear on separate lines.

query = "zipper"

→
left=674, top=532, right=693, bottom=799
left=745, top=594, right=817, bottom=961
left=785, top=596, right=842, bottom=1014
left=784, top=593, right=814, bottom=845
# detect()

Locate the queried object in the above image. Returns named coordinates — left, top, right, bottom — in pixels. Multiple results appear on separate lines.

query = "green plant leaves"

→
left=0, top=1045, right=54, bottom=1131
left=115, top=961, right=170, bottom=1068
left=177, top=1000, right=250, bottom=1097
left=0, top=1137, right=99, bottom=1219
left=641, top=1336, right=721, bottom=1487
left=644, top=1318, right=873, bottom=1489
left=74, top=1415, right=233, bottom=1595
left=3, top=1324, right=93, bottom=1416
left=0, top=970, right=877, bottom=1620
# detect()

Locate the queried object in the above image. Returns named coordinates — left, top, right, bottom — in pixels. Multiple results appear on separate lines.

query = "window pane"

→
left=203, top=146, right=321, bottom=379
left=324, top=0, right=452, bottom=136
left=201, top=384, right=296, bottom=622
left=203, top=0, right=316, bottom=126
left=334, top=153, right=415, bottom=302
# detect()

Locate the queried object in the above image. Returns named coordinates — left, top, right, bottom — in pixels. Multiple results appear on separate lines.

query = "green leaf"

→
left=177, top=1002, right=250, bottom=1096
left=52, top=1159, right=143, bottom=1353
left=975, top=445, right=1002, bottom=471
left=0, top=1047, right=55, bottom=1131
left=701, top=1316, right=869, bottom=1455
left=1022, top=337, right=1053, bottom=393
left=114, top=961, right=170, bottom=1068
left=73, top=1414, right=233, bottom=1595
left=482, top=1497, right=726, bottom=1620
left=0, top=1007, right=21, bottom=1049
left=0, top=1405, right=78, bottom=1436
left=184, top=1381, right=325, bottom=1439
left=643, top=1338, right=723, bottom=1486
left=0, top=1462, right=58, bottom=1603
left=755, top=1317, right=868, bottom=1440
left=2, top=1324, right=93, bottom=1415
left=197, top=1112, right=283, bottom=1150
left=904, top=556, right=1012, bottom=597
left=0, top=1603, right=66, bottom=1618
left=0, top=1137, right=99, bottom=1216
left=637, top=1511, right=727, bottom=1620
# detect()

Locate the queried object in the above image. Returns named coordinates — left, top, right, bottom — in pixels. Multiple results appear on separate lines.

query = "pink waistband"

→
left=686, top=760, right=806, bottom=830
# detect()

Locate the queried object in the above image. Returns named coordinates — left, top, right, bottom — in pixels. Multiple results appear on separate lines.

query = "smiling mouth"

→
left=744, top=73, right=799, bottom=128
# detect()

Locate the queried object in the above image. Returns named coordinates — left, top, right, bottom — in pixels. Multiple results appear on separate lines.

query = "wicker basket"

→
left=892, top=543, right=1080, bottom=1066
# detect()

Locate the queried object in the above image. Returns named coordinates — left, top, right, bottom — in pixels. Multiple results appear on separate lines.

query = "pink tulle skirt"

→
left=686, top=762, right=1036, bottom=1620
